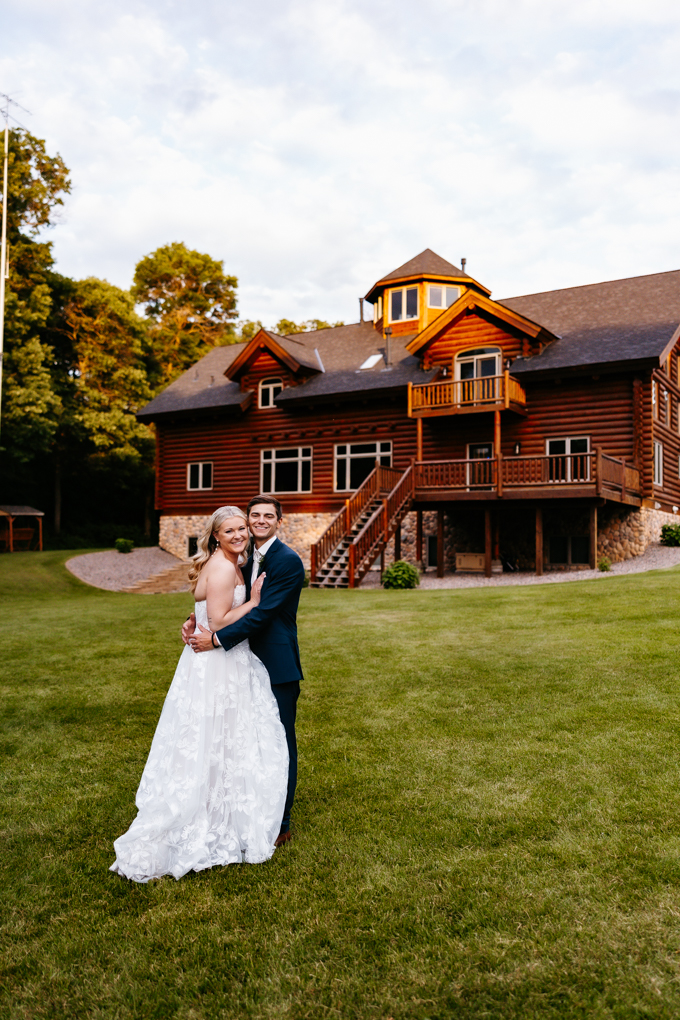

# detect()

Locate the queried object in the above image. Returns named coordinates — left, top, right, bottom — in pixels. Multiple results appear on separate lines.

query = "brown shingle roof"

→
left=374, top=249, right=468, bottom=285
left=500, top=270, right=680, bottom=375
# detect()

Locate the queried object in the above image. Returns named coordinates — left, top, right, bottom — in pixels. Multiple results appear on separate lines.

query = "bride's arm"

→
left=205, top=563, right=264, bottom=632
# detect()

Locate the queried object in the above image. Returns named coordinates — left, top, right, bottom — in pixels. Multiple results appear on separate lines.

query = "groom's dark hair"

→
left=246, top=494, right=283, bottom=520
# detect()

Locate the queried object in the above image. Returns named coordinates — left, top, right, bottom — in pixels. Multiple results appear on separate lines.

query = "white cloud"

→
left=3, top=0, right=680, bottom=323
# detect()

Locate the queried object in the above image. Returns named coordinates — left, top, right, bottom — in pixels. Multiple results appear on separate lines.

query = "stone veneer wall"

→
left=160, top=505, right=679, bottom=572
left=597, top=505, right=679, bottom=563
left=159, top=512, right=336, bottom=568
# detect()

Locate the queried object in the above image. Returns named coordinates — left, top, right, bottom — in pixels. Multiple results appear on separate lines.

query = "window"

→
left=187, top=462, right=213, bottom=490
left=259, top=377, right=283, bottom=409
left=359, top=353, right=383, bottom=370
left=428, top=285, right=460, bottom=309
left=427, top=535, right=438, bottom=568
left=549, top=536, right=590, bottom=565
left=455, top=347, right=501, bottom=381
left=654, top=441, right=663, bottom=486
left=261, top=447, right=312, bottom=493
left=546, top=437, right=589, bottom=483
left=467, top=442, right=494, bottom=488
left=187, top=536, right=198, bottom=557
left=335, top=441, right=392, bottom=491
left=389, top=287, right=418, bottom=322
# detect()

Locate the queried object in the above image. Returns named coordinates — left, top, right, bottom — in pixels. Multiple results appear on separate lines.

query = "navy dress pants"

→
left=271, top=680, right=300, bottom=832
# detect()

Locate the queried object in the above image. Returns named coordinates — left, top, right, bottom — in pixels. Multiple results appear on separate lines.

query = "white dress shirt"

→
left=250, top=534, right=279, bottom=588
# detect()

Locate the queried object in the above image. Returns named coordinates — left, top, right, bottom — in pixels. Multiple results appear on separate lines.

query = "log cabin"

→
left=137, top=249, right=680, bottom=585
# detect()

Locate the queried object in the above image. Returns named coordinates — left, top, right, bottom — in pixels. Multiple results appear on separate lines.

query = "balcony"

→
left=414, top=450, right=641, bottom=505
left=408, top=372, right=527, bottom=418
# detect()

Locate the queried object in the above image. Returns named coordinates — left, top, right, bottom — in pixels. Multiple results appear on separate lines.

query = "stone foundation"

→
left=159, top=512, right=336, bottom=568
left=597, top=505, right=679, bottom=563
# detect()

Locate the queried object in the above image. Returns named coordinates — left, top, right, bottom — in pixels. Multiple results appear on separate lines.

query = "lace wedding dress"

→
left=110, top=586, right=288, bottom=883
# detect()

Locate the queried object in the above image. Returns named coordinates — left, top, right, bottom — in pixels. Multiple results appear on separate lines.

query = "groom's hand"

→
left=188, top=623, right=216, bottom=653
left=181, top=612, right=196, bottom=644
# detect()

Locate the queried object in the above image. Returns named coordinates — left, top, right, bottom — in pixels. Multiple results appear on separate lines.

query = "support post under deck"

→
left=437, top=510, right=444, bottom=578
left=589, top=504, right=598, bottom=569
left=416, top=417, right=423, bottom=463
left=535, top=506, right=543, bottom=576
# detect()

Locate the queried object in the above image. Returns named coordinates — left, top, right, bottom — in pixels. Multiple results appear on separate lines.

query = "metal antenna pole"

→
left=0, top=115, right=7, bottom=434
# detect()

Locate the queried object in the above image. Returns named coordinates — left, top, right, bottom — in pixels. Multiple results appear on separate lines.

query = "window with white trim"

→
left=187, top=462, right=213, bottom=490
left=335, top=441, right=392, bottom=491
left=428, top=285, right=460, bottom=309
left=654, top=441, right=663, bottom=486
left=546, top=437, right=590, bottom=483
left=259, top=377, right=283, bottom=409
left=261, top=447, right=312, bottom=493
left=389, top=287, right=418, bottom=322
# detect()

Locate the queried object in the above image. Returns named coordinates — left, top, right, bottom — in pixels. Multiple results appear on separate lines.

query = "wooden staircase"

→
left=310, top=464, right=415, bottom=589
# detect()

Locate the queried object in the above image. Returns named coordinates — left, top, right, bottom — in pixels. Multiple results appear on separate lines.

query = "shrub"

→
left=660, top=524, right=680, bottom=547
left=115, top=538, right=134, bottom=554
left=382, top=560, right=420, bottom=590
left=598, top=557, right=611, bottom=572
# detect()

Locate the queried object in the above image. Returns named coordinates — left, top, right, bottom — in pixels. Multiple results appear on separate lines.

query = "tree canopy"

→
left=132, top=242, right=238, bottom=387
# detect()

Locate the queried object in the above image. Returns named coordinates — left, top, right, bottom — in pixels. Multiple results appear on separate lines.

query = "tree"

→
left=0, top=129, right=70, bottom=460
left=132, top=242, right=238, bottom=388
left=274, top=318, right=344, bottom=336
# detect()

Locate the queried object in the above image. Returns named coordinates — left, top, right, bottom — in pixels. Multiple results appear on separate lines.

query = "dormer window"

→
left=428, top=285, right=460, bottom=309
left=389, top=287, right=418, bottom=323
left=259, top=377, right=283, bottom=409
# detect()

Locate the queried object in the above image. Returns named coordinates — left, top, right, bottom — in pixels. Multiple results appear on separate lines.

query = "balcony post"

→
left=416, top=417, right=423, bottom=462
left=437, top=509, right=444, bottom=578
left=535, top=505, right=543, bottom=576
left=407, top=381, right=413, bottom=418
left=497, top=451, right=503, bottom=497
left=484, top=508, right=492, bottom=578
left=504, top=368, right=510, bottom=409
left=596, top=446, right=603, bottom=496
left=589, top=505, right=598, bottom=569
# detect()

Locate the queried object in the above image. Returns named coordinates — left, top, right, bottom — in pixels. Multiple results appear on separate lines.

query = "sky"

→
left=3, top=0, right=680, bottom=326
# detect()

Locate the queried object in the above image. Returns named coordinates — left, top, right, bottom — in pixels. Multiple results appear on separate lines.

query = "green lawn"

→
left=3, top=552, right=680, bottom=1018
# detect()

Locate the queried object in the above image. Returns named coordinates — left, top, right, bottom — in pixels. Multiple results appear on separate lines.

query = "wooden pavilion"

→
left=0, top=506, right=44, bottom=553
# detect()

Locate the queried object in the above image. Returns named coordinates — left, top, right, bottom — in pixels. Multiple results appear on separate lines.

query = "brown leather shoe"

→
left=274, top=830, right=292, bottom=847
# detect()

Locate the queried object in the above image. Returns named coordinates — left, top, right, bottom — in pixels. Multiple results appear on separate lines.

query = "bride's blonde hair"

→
left=188, top=506, right=250, bottom=592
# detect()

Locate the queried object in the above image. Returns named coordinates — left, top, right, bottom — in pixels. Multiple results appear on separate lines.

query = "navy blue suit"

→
left=215, top=538, right=305, bottom=831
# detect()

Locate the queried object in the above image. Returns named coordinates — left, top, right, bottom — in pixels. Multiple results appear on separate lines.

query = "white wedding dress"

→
left=110, top=586, right=288, bottom=883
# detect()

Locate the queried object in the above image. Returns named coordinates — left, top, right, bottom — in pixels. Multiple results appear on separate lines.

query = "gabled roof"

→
left=137, top=343, right=254, bottom=422
left=500, top=270, right=680, bottom=376
left=364, top=248, right=489, bottom=303
left=406, top=289, right=558, bottom=357
left=226, top=328, right=321, bottom=380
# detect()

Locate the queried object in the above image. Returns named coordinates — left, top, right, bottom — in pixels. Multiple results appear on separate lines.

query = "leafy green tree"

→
left=274, top=318, right=344, bottom=336
left=132, top=242, right=238, bottom=388
left=0, top=129, right=70, bottom=459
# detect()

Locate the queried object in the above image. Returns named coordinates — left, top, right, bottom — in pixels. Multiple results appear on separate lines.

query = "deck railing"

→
left=414, top=450, right=641, bottom=499
left=408, top=372, right=527, bottom=416
left=310, top=462, right=404, bottom=583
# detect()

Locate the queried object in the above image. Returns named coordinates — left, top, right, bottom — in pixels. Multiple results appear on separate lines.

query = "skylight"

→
left=359, top=353, right=383, bottom=370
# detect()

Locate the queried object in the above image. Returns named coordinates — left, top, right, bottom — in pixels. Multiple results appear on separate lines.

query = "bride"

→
left=110, top=506, right=289, bottom=883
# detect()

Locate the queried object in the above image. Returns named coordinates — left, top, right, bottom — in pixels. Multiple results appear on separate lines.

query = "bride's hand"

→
left=181, top=612, right=196, bottom=644
left=251, top=572, right=266, bottom=606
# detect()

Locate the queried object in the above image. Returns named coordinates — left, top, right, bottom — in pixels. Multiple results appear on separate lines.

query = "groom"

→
left=184, top=495, right=306, bottom=846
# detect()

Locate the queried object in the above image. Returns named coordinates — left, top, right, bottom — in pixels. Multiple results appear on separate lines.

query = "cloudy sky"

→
left=4, top=0, right=680, bottom=325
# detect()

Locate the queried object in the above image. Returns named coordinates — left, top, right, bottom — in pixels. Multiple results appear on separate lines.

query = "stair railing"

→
left=311, top=462, right=384, bottom=584
left=348, top=465, right=415, bottom=587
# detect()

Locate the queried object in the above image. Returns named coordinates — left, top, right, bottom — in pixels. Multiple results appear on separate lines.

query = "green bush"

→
left=115, top=538, right=134, bottom=554
left=660, top=524, right=680, bottom=547
left=382, top=559, right=420, bottom=590
left=598, top=557, right=611, bottom=572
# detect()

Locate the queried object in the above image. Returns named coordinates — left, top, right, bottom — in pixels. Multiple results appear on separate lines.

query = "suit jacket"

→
left=215, top=538, right=305, bottom=685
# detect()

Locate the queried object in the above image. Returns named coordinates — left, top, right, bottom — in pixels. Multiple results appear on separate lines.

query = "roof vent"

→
left=461, top=258, right=467, bottom=273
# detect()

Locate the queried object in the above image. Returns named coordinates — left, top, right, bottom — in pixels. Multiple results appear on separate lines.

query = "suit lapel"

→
left=244, top=554, right=254, bottom=598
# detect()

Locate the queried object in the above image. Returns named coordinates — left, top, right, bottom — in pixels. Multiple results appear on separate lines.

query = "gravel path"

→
left=360, top=542, right=680, bottom=590
left=66, top=547, right=184, bottom=592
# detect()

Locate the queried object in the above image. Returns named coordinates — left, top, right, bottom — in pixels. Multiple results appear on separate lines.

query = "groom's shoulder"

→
left=274, top=539, right=305, bottom=572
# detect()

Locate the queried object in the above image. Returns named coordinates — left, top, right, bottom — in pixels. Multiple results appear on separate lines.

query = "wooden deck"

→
left=408, top=372, right=527, bottom=418
left=413, top=450, right=641, bottom=505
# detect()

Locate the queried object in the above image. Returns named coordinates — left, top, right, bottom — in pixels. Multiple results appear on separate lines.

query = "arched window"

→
left=259, top=377, right=283, bottom=409
left=454, top=347, right=501, bottom=381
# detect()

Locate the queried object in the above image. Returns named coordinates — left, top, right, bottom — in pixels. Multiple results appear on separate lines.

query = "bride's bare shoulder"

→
left=204, top=553, right=237, bottom=583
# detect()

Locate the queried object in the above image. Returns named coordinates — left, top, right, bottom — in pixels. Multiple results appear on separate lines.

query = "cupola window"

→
left=259, top=377, right=283, bottom=409
left=428, top=285, right=460, bottom=309
left=389, top=287, right=418, bottom=322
